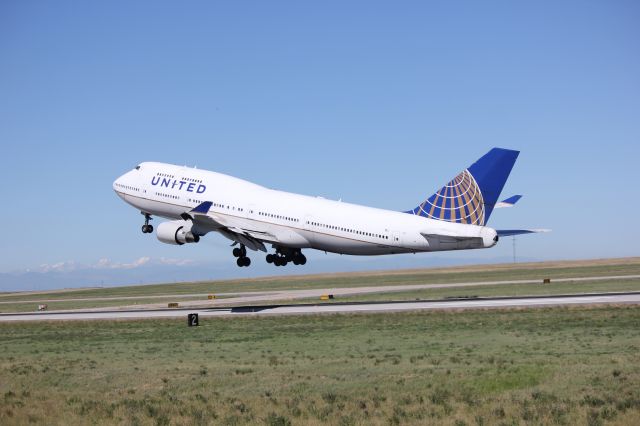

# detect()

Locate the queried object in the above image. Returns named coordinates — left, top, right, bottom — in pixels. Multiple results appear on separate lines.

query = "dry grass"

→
left=2, top=258, right=640, bottom=313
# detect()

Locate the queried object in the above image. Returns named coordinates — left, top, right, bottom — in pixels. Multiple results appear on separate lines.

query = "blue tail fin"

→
left=406, top=148, right=519, bottom=225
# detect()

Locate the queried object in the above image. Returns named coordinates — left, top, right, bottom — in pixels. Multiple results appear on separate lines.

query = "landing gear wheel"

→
left=266, top=254, right=274, bottom=264
left=233, top=248, right=242, bottom=258
left=291, top=252, right=306, bottom=266
left=141, top=213, right=153, bottom=233
left=237, top=256, right=251, bottom=267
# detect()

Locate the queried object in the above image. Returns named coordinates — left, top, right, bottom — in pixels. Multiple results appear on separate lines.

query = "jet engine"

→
left=157, top=220, right=200, bottom=245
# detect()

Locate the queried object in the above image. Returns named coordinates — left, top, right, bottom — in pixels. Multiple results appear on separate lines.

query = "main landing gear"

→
left=232, top=245, right=251, bottom=267
left=265, top=247, right=306, bottom=267
left=141, top=213, right=153, bottom=234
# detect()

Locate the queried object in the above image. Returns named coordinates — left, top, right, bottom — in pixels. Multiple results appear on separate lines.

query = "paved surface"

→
left=1, top=292, right=639, bottom=322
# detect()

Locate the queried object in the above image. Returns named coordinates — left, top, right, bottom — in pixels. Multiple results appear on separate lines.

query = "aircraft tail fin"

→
left=406, top=148, right=519, bottom=225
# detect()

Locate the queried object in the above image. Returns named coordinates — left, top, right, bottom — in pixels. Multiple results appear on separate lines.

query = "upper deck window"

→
left=135, top=165, right=141, bottom=170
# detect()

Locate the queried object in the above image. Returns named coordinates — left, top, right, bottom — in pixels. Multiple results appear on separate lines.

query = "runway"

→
left=3, top=274, right=639, bottom=310
left=1, top=292, right=639, bottom=322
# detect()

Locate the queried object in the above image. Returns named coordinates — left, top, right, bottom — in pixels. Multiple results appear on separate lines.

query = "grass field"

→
left=1, top=258, right=640, bottom=313
left=1, top=306, right=639, bottom=425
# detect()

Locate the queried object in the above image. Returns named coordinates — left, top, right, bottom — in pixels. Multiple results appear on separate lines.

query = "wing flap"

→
left=218, top=229, right=267, bottom=252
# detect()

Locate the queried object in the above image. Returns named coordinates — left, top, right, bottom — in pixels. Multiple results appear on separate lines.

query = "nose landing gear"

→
left=232, top=245, right=251, bottom=267
left=141, top=213, right=153, bottom=233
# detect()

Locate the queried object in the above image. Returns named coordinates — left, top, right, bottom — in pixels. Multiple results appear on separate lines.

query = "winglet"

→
left=191, top=201, right=213, bottom=214
left=495, top=195, right=522, bottom=209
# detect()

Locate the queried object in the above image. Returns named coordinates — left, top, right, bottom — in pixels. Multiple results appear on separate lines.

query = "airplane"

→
left=113, top=148, right=547, bottom=267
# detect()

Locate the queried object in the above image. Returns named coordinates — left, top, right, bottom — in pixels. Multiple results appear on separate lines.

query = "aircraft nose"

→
left=113, top=175, right=122, bottom=191
left=113, top=171, right=129, bottom=192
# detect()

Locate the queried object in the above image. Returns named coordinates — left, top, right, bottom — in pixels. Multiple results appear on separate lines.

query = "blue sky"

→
left=1, top=1, right=638, bottom=290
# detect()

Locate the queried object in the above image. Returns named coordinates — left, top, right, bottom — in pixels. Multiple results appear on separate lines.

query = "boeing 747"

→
left=113, top=148, right=545, bottom=267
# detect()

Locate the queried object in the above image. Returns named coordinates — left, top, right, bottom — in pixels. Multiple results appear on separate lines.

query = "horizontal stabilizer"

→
left=497, top=229, right=551, bottom=237
left=494, top=195, right=522, bottom=209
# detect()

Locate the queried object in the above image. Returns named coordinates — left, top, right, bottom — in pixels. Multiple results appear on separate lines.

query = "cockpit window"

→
left=135, top=165, right=141, bottom=170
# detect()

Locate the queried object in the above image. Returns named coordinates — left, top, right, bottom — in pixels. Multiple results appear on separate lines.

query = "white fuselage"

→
left=113, top=162, right=497, bottom=255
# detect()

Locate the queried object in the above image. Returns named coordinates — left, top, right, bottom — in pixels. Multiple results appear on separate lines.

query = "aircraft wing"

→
left=497, top=229, right=551, bottom=237
left=182, top=202, right=276, bottom=252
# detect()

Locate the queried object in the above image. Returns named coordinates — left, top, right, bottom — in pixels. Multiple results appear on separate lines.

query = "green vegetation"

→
left=1, top=306, right=639, bottom=425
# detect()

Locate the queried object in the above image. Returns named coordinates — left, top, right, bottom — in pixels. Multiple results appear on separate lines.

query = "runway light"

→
left=168, top=302, right=179, bottom=308
left=208, top=295, right=215, bottom=300
left=543, top=278, right=551, bottom=284
left=320, top=294, right=334, bottom=300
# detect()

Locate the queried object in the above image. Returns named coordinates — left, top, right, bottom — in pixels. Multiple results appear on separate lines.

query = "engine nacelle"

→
left=157, top=220, right=200, bottom=245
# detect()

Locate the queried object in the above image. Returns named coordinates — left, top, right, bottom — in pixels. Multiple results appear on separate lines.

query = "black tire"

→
left=243, top=257, right=251, bottom=267
left=232, top=248, right=242, bottom=258
left=141, top=225, right=147, bottom=233
left=236, top=257, right=244, bottom=267
left=266, top=254, right=274, bottom=264
left=299, top=255, right=307, bottom=265
left=147, top=225, right=153, bottom=233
